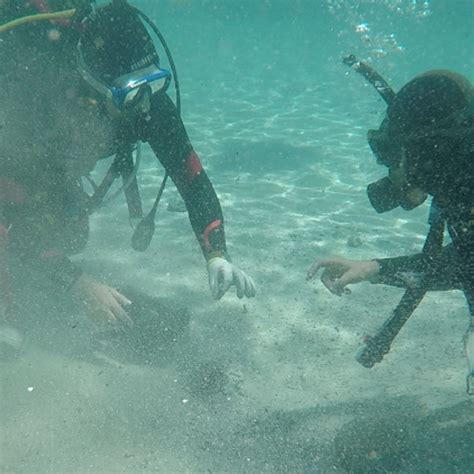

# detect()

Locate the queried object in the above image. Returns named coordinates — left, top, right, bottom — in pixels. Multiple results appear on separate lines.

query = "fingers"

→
left=111, top=289, right=132, bottom=307
left=320, top=268, right=339, bottom=294
left=306, top=257, right=345, bottom=281
left=218, top=265, right=233, bottom=298
left=210, top=276, right=220, bottom=300
left=111, top=300, right=134, bottom=327
left=311, top=258, right=351, bottom=296
left=210, top=270, right=222, bottom=300
left=93, top=289, right=133, bottom=327
left=208, top=259, right=256, bottom=300
left=211, top=266, right=256, bottom=300
left=320, top=270, right=343, bottom=296
left=306, top=260, right=323, bottom=280
left=234, top=270, right=245, bottom=299
left=228, top=269, right=256, bottom=299
left=109, top=289, right=133, bottom=326
left=244, top=274, right=256, bottom=298
left=233, top=270, right=255, bottom=299
left=95, top=304, right=127, bottom=329
left=335, top=270, right=357, bottom=293
left=210, top=264, right=233, bottom=300
left=330, top=280, right=351, bottom=296
left=101, top=308, right=120, bottom=327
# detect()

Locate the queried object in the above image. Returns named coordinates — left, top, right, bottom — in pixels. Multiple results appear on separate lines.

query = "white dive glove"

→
left=207, top=257, right=256, bottom=300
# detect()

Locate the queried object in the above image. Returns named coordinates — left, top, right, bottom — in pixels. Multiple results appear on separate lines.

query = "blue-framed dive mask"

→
left=110, top=64, right=171, bottom=109
left=77, top=40, right=171, bottom=111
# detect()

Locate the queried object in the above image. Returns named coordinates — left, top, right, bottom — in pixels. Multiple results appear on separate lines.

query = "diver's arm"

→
left=448, top=210, right=474, bottom=316
left=141, top=92, right=227, bottom=260
left=308, top=244, right=460, bottom=296
left=373, top=244, right=462, bottom=291
left=23, top=250, right=133, bottom=324
left=375, top=244, right=454, bottom=278
left=35, top=250, right=84, bottom=291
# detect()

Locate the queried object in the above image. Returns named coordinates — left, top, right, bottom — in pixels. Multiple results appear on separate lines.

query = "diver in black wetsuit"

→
left=307, top=70, right=474, bottom=389
left=0, top=0, right=255, bottom=333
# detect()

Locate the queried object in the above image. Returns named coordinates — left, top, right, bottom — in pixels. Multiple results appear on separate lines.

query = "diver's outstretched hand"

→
left=207, top=257, right=256, bottom=300
left=70, top=274, right=133, bottom=327
left=307, top=257, right=380, bottom=296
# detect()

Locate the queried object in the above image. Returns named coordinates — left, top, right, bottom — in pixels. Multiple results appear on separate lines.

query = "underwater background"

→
left=2, top=0, right=474, bottom=472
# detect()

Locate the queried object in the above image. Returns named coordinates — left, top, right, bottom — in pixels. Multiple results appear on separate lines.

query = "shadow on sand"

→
left=202, top=396, right=474, bottom=473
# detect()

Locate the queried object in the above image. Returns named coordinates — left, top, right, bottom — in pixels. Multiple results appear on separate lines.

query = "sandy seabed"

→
left=2, top=69, right=473, bottom=474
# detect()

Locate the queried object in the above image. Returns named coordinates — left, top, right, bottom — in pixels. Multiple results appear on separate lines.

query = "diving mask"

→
left=367, top=131, right=427, bottom=213
left=108, top=63, right=170, bottom=110
left=367, top=175, right=427, bottom=213
left=77, top=43, right=171, bottom=111
left=367, top=127, right=403, bottom=168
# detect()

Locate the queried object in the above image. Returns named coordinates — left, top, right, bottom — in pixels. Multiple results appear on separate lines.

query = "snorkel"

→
left=343, top=55, right=428, bottom=213
left=343, top=54, right=395, bottom=104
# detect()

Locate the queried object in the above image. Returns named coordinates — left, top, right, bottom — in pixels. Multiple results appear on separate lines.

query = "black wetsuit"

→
left=0, top=9, right=226, bottom=292
left=376, top=190, right=473, bottom=316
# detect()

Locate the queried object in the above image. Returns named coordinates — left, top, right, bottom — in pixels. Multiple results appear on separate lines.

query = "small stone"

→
left=347, top=235, right=363, bottom=248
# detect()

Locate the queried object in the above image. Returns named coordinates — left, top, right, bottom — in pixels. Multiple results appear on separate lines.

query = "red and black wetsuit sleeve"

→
left=139, top=92, right=227, bottom=260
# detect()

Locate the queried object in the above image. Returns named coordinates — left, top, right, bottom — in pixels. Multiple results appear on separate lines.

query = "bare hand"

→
left=71, top=274, right=133, bottom=327
left=306, top=257, right=380, bottom=296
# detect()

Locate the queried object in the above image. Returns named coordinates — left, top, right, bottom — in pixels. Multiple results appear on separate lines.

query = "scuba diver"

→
left=307, top=66, right=474, bottom=393
left=0, top=0, right=256, bottom=345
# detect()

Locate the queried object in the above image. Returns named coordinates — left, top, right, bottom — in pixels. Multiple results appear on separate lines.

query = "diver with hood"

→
left=307, top=67, right=474, bottom=392
left=0, top=0, right=255, bottom=342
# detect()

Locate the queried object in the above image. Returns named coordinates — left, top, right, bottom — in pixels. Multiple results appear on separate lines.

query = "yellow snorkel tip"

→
left=0, top=9, right=77, bottom=34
